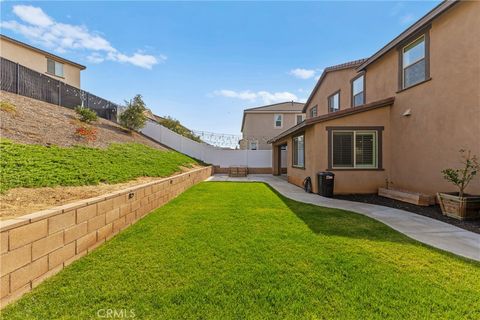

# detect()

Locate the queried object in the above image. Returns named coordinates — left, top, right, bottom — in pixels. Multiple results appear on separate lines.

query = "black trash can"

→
left=317, top=172, right=335, bottom=197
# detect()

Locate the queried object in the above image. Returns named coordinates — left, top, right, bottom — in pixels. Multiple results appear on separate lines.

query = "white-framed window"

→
left=249, top=140, right=258, bottom=150
left=310, top=106, right=317, bottom=118
left=331, top=130, right=377, bottom=169
left=47, top=58, right=64, bottom=77
left=328, top=91, right=340, bottom=112
left=402, top=35, right=426, bottom=89
left=292, top=134, right=305, bottom=168
left=296, top=114, right=305, bottom=124
left=274, top=114, right=283, bottom=128
left=352, top=75, right=365, bottom=107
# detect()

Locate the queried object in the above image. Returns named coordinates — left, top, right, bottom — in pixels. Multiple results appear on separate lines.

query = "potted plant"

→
left=437, top=149, right=480, bottom=220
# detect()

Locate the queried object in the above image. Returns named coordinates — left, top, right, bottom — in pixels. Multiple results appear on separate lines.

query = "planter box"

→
left=378, top=188, right=435, bottom=206
left=437, top=192, right=480, bottom=220
left=229, top=166, right=248, bottom=177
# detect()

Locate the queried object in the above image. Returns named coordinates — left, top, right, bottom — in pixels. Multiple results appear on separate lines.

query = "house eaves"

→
left=0, top=34, right=87, bottom=70
left=270, top=97, right=395, bottom=144
left=241, top=101, right=305, bottom=133
left=301, top=59, right=367, bottom=113
left=356, top=0, right=458, bottom=71
left=243, top=101, right=304, bottom=112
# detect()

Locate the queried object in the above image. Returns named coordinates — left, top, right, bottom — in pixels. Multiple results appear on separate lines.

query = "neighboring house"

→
left=240, top=101, right=305, bottom=150
left=270, top=0, right=480, bottom=196
left=0, top=34, right=86, bottom=88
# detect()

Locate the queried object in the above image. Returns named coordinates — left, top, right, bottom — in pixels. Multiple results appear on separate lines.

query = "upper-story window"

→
left=310, top=106, right=317, bottom=118
left=402, top=35, right=427, bottom=89
left=328, top=91, right=340, bottom=112
left=351, top=74, right=365, bottom=107
left=296, top=114, right=305, bottom=124
left=47, top=58, right=64, bottom=77
left=274, top=114, right=283, bottom=128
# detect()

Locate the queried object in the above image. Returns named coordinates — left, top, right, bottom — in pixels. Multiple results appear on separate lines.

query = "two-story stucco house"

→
left=270, top=0, right=480, bottom=196
left=240, top=101, right=305, bottom=150
left=0, top=34, right=86, bottom=88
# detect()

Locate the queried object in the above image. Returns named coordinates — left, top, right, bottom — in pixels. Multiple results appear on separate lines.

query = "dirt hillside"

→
left=0, top=90, right=166, bottom=149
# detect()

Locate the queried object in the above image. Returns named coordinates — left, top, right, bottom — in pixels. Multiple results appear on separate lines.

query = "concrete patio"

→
left=208, top=174, right=480, bottom=261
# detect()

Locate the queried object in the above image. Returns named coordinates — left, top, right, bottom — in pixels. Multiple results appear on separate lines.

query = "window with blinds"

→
left=332, top=132, right=353, bottom=167
left=332, top=131, right=377, bottom=168
left=292, top=134, right=305, bottom=168
left=47, top=58, right=64, bottom=77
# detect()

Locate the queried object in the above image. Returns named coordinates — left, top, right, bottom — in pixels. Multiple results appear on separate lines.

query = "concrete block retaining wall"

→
left=0, top=166, right=212, bottom=308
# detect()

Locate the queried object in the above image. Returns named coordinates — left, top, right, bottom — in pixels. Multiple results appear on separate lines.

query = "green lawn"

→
left=2, top=182, right=479, bottom=319
left=0, top=140, right=198, bottom=192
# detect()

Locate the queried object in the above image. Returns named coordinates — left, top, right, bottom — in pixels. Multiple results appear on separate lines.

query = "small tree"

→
left=119, top=94, right=148, bottom=131
left=441, top=149, right=479, bottom=197
left=159, top=116, right=202, bottom=142
left=75, top=106, right=98, bottom=124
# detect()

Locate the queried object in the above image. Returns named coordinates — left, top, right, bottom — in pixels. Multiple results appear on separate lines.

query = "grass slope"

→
left=2, top=183, right=479, bottom=319
left=0, top=140, right=198, bottom=192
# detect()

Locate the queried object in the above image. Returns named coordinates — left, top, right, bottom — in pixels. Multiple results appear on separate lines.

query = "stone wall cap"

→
left=0, top=166, right=212, bottom=229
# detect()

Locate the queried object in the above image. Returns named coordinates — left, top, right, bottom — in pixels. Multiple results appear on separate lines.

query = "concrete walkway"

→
left=207, top=174, right=480, bottom=261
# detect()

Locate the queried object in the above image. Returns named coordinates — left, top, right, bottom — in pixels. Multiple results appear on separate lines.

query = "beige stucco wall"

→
left=0, top=38, right=82, bottom=88
left=364, top=1, right=480, bottom=195
left=305, top=68, right=359, bottom=118
left=277, top=1, right=480, bottom=196
left=242, top=112, right=304, bottom=150
left=283, top=107, right=391, bottom=194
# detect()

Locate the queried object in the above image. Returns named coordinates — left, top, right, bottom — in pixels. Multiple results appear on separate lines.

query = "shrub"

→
left=158, top=116, right=202, bottom=142
left=441, top=149, right=479, bottom=197
left=119, top=94, right=147, bottom=131
left=0, top=101, right=17, bottom=115
left=75, top=125, right=98, bottom=142
left=75, top=106, right=98, bottom=123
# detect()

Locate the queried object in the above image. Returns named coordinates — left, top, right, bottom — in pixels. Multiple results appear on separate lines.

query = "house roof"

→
left=241, top=101, right=305, bottom=132
left=0, top=34, right=87, bottom=70
left=356, top=0, right=458, bottom=71
left=269, top=97, right=394, bottom=144
left=301, top=59, right=367, bottom=113
left=244, top=101, right=304, bottom=112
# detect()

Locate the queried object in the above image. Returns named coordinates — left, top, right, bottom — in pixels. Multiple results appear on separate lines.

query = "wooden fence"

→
left=0, top=57, right=118, bottom=121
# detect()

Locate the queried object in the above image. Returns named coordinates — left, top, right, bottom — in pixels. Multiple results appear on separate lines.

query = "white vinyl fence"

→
left=142, top=120, right=286, bottom=168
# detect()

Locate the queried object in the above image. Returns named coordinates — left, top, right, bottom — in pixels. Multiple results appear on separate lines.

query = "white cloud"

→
left=389, top=2, right=404, bottom=17
left=400, top=13, right=416, bottom=25
left=87, top=52, right=104, bottom=64
left=1, top=5, right=163, bottom=69
left=213, top=89, right=299, bottom=104
left=213, top=90, right=258, bottom=101
left=389, top=3, right=416, bottom=26
left=107, top=52, right=166, bottom=69
left=289, top=68, right=316, bottom=79
left=257, top=91, right=298, bottom=104
left=13, top=5, right=53, bottom=27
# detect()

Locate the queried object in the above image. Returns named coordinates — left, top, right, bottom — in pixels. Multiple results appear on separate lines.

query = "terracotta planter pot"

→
left=436, top=192, right=480, bottom=220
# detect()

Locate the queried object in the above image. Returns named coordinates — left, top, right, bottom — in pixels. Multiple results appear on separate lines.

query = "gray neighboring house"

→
left=240, top=101, right=305, bottom=150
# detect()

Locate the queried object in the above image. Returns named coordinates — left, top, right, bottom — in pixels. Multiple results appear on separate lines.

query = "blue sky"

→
left=0, top=1, right=440, bottom=135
